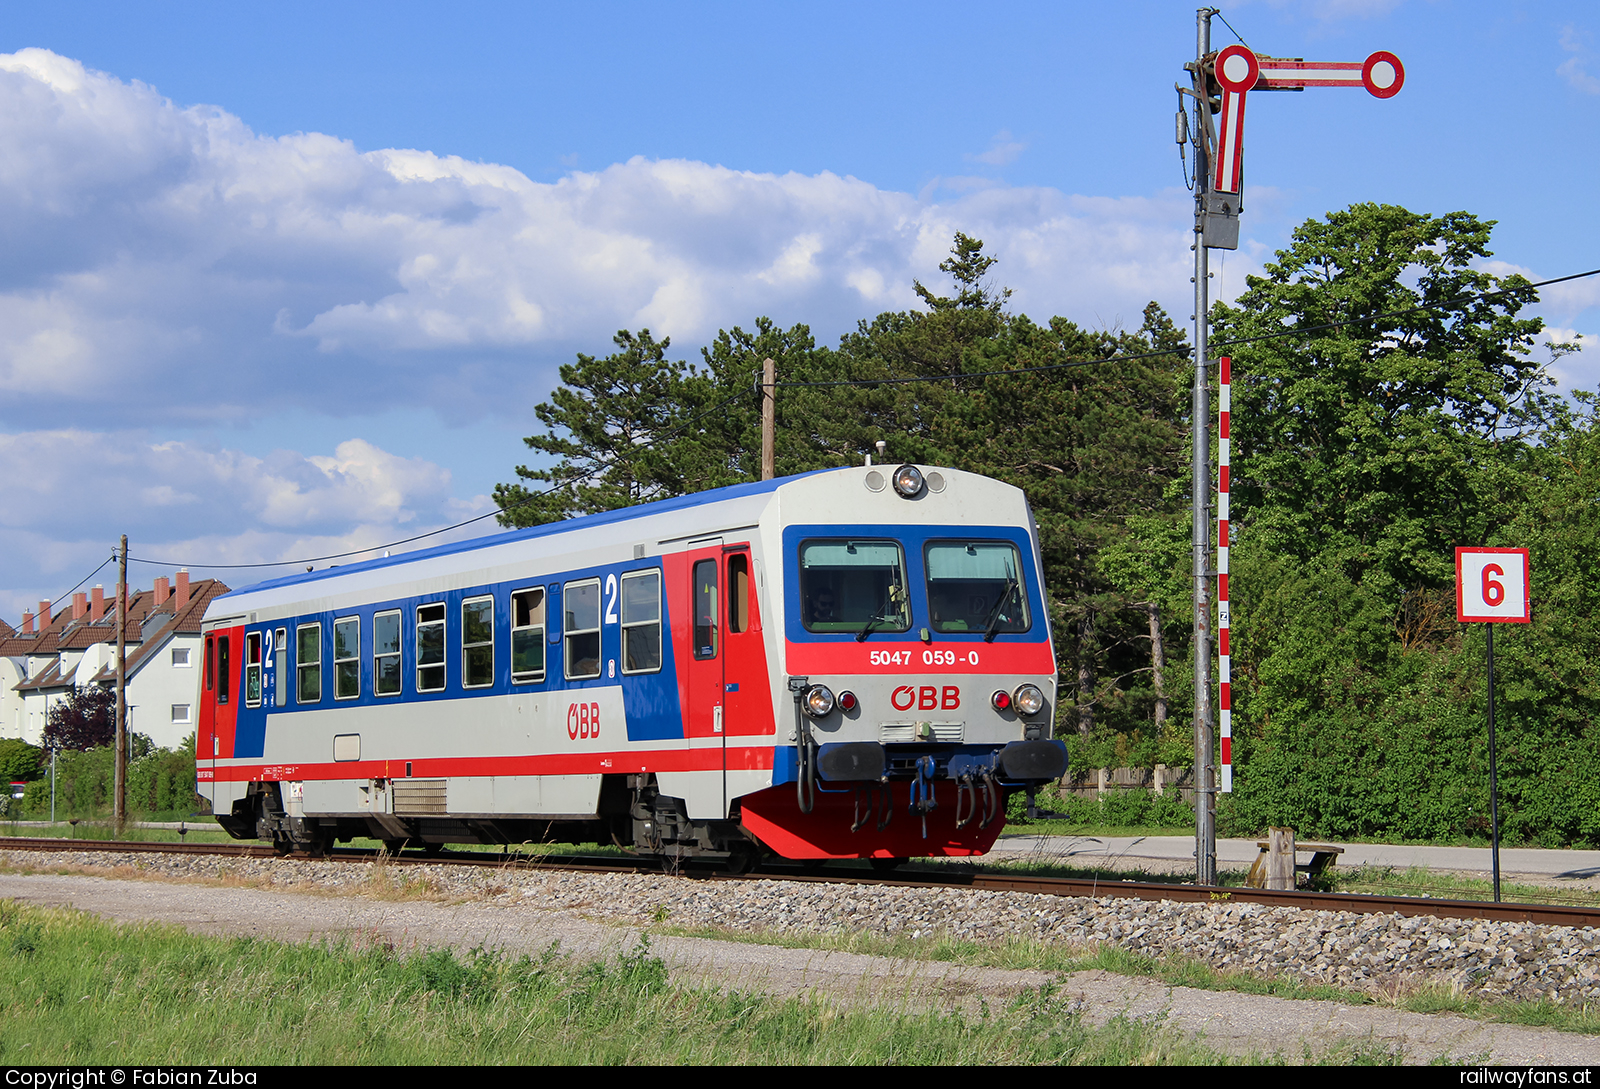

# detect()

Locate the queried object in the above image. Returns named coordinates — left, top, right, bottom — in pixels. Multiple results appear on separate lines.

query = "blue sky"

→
left=0, top=0, right=1595, bottom=617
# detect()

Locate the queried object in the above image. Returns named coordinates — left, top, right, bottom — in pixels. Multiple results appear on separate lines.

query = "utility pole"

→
left=114, top=534, right=128, bottom=836
left=760, top=357, right=776, bottom=481
left=1189, top=7, right=1219, bottom=886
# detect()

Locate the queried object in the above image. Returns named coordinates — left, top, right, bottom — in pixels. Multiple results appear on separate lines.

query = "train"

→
left=196, top=462, right=1068, bottom=868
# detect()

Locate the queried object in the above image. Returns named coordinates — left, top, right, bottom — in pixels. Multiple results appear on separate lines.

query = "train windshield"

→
left=799, top=539, right=910, bottom=635
left=924, top=541, right=1030, bottom=636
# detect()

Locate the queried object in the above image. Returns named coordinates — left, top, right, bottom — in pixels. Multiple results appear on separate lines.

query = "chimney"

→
left=21, top=611, right=32, bottom=634
left=91, top=585, right=105, bottom=622
left=153, top=576, right=170, bottom=606
left=72, top=592, right=87, bottom=620
left=174, top=569, right=190, bottom=608
left=38, top=601, right=51, bottom=627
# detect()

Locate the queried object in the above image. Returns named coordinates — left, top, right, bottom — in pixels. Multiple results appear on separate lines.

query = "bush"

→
left=0, top=739, right=43, bottom=784
left=1008, top=785, right=1193, bottom=829
left=19, top=735, right=197, bottom=820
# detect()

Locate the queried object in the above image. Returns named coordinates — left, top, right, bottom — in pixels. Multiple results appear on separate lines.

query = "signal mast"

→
left=1180, top=9, right=1404, bottom=884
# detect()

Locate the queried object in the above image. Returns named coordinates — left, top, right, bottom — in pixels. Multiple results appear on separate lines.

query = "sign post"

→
left=1455, top=547, right=1530, bottom=902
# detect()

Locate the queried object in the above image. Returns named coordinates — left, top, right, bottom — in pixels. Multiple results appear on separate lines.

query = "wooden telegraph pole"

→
left=114, top=534, right=128, bottom=836
left=760, top=357, right=776, bottom=481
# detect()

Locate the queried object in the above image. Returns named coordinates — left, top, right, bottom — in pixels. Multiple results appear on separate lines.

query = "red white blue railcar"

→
left=197, top=464, right=1067, bottom=864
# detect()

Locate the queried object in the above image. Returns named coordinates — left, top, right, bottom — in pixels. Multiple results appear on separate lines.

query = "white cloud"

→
left=0, top=49, right=1199, bottom=433
left=0, top=47, right=1215, bottom=619
left=1558, top=24, right=1600, bottom=95
left=1476, top=259, right=1600, bottom=321
left=1543, top=326, right=1600, bottom=393
left=968, top=130, right=1027, bottom=167
left=0, top=429, right=495, bottom=617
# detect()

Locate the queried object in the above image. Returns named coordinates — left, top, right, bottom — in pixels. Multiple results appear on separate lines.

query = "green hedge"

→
left=15, top=736, right=200, bottom=821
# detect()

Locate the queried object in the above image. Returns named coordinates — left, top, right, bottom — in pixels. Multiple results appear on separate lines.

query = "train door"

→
left=684, top=548, right=724, bottom=745
left=683, top=544, right=772, bottom=812
left=200, top=624, right=240, bottom=766
left=721, top=546, right=771, bottom=737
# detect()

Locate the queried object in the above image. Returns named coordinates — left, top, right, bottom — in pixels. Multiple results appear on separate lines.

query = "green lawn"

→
left=0, top=901, right=1236, bottom=1066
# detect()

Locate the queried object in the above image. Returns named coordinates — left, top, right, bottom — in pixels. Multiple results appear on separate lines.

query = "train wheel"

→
left=724, top=844, right=759, bottom=875
left=868, top=856, right=909, bottom=875
left=382, top=839, right=408, bottom=855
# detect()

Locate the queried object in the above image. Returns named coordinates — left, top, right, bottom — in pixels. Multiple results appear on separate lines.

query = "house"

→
left=0, top=571, right=230, bottom=751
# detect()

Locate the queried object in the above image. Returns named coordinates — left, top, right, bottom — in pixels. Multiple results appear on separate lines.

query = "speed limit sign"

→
left=1455, top=547, right=1530, bottom=623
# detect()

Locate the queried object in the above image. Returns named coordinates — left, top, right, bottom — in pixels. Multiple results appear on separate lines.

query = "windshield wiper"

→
left=857, top=568, right=907, bottom=642
left=982, top=578, right=1020, bottom=643
left=856, top=613, right=893, bottom=642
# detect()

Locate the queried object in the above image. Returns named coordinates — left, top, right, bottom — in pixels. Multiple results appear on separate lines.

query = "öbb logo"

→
left=567, top=701, right=601, bottom=740
left=891, top=685, right=960, bottom=712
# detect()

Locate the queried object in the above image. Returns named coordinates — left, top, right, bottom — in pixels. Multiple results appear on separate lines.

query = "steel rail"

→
left=3, top=836, right=1596, bottom=928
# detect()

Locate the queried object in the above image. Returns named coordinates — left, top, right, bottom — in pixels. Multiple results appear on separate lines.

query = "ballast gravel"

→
left=6, top=847, right=1600, bottom=1011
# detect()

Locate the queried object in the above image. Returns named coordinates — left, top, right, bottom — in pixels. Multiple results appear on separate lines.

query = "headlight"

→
left=804, top=684, right=836, bottom=717
left=892, top=464, right=924, bottom=498
left=1013, top=684, right=1045, bottom=716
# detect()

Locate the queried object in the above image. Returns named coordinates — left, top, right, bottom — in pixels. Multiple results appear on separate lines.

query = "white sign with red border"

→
left=1455, top=548, right=1530, bottom=623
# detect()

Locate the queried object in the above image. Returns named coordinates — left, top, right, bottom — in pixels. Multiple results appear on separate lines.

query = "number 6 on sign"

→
left=1456, top=548, right=1530, bottom=623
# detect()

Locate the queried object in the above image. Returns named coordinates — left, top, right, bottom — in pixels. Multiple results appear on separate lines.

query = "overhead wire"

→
left=121, top=264, right=1600, bottom=572
left=128, top=378, right=759, bottom=571
left=773, top=266, right=1600, bottom=389
left=16, top=555, right=115, bottom=626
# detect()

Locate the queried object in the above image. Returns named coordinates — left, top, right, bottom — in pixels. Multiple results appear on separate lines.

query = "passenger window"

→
left=334, top=617, right=360, bottom=699
left=217, top=635, right=230, bottom=704
left=799, top=540, right=909, bottom=635
left=693, top=560, right=718, bottom=659
left=205, top=635, right=214, bottom=692
left=728, top=554, right=750, bottom=634
left=924, top=541, right=1030, bottom=635
left=564, top=579, right=601, bottom=680
left=462, top=596, right=494, bottom=688
left=416, top=604, right=445, bottom=692
left=296, top=623, right=321, bottom=703
left=245, top=632, right=263, bottom=707
left=621, top=570, right=662, bottom=674
left=511, top=588, right=546, bottom=683
left=373, top=610, right=402, bottom=696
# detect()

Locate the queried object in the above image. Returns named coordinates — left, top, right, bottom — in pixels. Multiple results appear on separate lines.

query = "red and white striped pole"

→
left=1218, top=356, right=1232, bottom=793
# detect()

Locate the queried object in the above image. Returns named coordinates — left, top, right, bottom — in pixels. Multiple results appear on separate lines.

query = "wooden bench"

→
left=1245, top=838, right=1344, bottom=889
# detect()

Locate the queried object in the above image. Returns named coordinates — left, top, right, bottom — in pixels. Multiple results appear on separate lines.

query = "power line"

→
left=129, top=381, right=758, bottom=572
left=118, top=264, right=1600, bottom=573
left=40, top=555, right=114, bottom=614
left=1210, top=266, right=1600, bottom=353
left=774, top=266, right=1600, bottom=390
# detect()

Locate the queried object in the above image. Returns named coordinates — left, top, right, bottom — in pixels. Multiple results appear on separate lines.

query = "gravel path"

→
left=4, top=849, right=1600, bottom=1064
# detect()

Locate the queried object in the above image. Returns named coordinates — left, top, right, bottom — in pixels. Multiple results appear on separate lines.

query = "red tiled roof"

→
left=83, top=579, right=230, bottom=684
left=4, top=578, right=229, bottom=690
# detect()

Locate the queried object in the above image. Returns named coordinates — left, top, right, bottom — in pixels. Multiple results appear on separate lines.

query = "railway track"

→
left=4, top=835, right=1596, bottom=929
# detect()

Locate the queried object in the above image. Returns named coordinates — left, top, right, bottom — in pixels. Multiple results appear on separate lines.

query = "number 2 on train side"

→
left=566, top=701, right=601, bottom=740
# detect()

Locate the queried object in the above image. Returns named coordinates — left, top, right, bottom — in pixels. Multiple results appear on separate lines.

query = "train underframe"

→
left=216, top=740, right=1067, bottom=867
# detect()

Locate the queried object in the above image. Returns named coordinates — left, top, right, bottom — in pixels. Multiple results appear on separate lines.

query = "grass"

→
left=1325, top=864, right=1600, bottom=909
left=1000, top=820, right=1193, bottom=838
left=0, top=900, right=1240, bottom=1066
left=1, top=819, right=235, bottom=844
left=647, top=917, right=1600, bottom=1039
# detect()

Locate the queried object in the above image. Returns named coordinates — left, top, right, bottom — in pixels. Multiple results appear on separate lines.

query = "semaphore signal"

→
left=1180, top=8, right=1405, bottom=886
